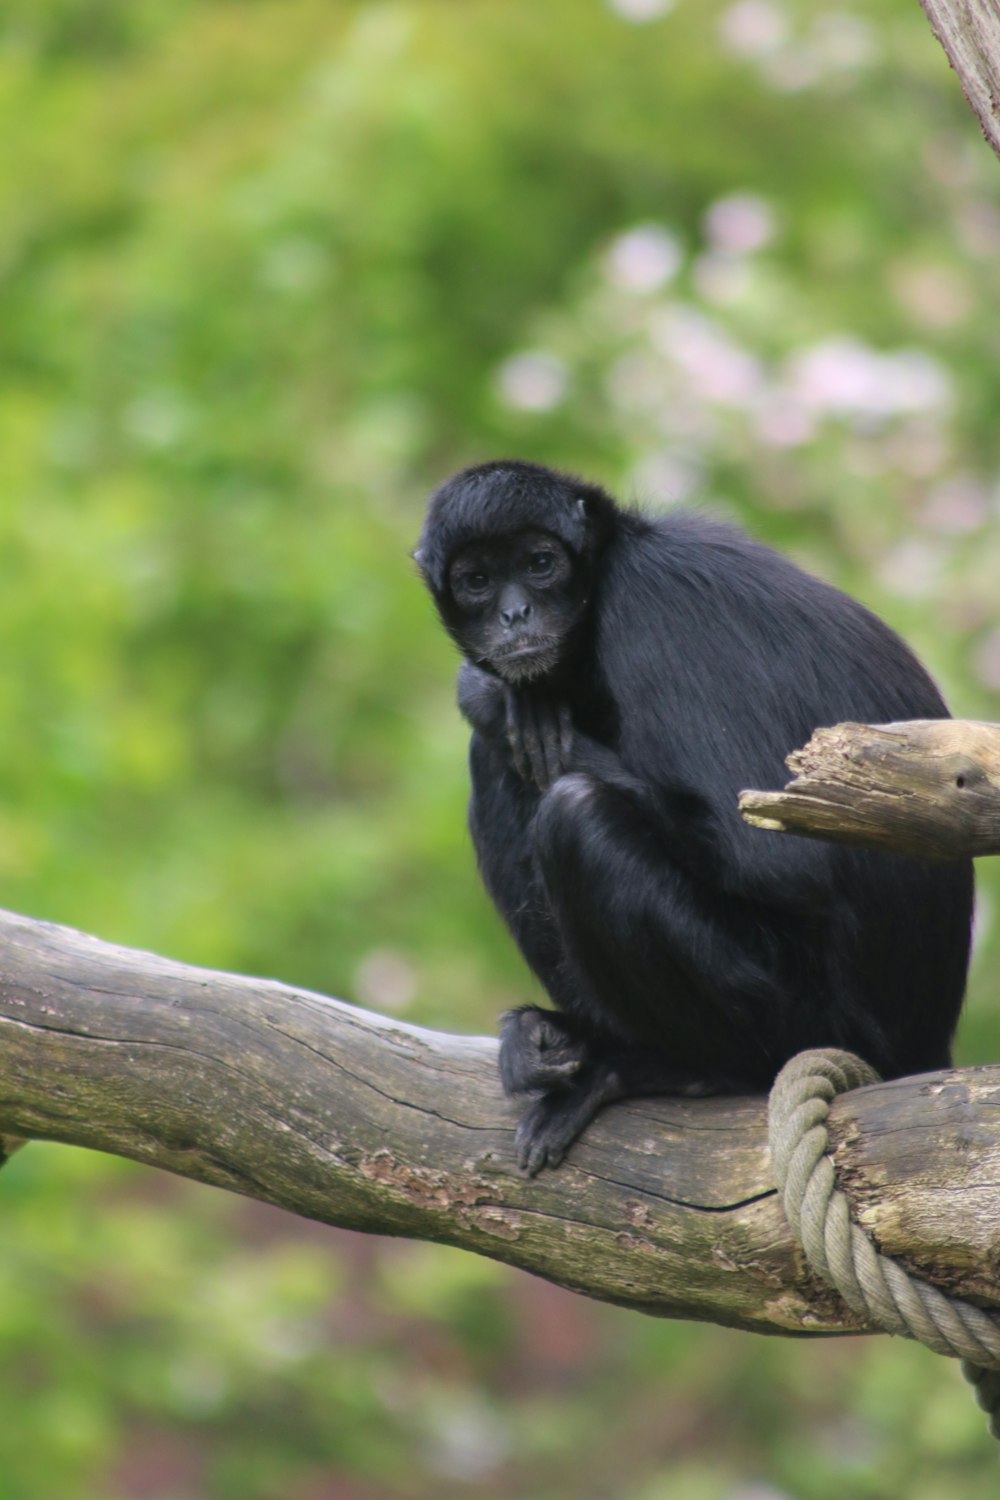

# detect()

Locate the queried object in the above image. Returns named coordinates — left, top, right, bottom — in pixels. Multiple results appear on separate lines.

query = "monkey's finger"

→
left=540, top=719, right=563, bottom=788
left=515, top=691, right=550, bottom=788
left=558, top=703, right=574, bottom=764
left=504, top=690, right=530, bottom=781
left=544, top=701, right=573, bottom=782
left=523, top=695, right=550, bottom=791
left=515, top=1111, right=551, bottom=1176
left=515, top=1097, right=573, bottom=1176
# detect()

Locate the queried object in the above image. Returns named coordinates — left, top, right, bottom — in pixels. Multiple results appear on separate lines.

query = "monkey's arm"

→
left=461, top=663, right=829, bottom=905
left=504, top=772, right=818, bottom=1173
left=461, top=665, right=726, bottom=845
left=533, top=774, right=791, bottom=1051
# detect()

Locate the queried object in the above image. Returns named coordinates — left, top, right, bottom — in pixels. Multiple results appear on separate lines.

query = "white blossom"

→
left=786, top=338, right=952, bottom=423
left=718, top=0, right=788, bottom=59
left=606, top=0, right=676, bottom=21
left=605, top=225, right=684, bottom=294
left=495, top=351, right=569, bottom=412
left=704, top=194, right=777, bottom=255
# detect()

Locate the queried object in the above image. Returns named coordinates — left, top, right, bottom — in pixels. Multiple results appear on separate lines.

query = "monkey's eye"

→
left=527, top=552, right=555, bottom=578
left=462, top=571, right=491, bottom=593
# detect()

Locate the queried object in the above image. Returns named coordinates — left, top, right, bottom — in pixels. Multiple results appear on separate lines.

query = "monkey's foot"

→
left=513, top=1083, right=606, bottom=1176
left=498, top=1006, right=587, bottom=1096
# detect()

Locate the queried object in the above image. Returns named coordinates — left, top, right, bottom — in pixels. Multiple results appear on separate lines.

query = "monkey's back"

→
left=590, top=510, right=973, bottom=1078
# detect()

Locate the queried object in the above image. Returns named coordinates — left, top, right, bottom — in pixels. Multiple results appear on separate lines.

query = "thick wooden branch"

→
left=739, top=719, right=1000, bottom=859
left=2, top=908, right=1000, bottom=1336
left=920, top=0, right=1000, bottom=165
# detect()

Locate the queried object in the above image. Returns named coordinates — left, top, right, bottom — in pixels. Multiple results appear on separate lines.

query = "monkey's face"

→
left=445, top=529, right=588, bottom=683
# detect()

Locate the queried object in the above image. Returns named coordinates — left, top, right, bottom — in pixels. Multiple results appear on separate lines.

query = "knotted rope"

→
left=767, top=1049, right=1000, bottom=1442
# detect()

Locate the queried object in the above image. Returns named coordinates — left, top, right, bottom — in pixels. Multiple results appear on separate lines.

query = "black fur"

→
left=418, top=461, right=974, bottom=1174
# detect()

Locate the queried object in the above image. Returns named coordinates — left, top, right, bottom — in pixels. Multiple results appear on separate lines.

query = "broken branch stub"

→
left=739, top=720, right=1000, bottom=860
left=919, top=0, right=1000, bottom=166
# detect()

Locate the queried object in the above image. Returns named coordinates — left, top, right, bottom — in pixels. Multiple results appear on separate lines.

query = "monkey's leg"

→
left=512, top=773, right=779, bottom=1173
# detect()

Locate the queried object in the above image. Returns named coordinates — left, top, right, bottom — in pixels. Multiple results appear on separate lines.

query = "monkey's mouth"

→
left=492, top=638, right=561, bottom=681
left=497, top=641, right=547, bottom=660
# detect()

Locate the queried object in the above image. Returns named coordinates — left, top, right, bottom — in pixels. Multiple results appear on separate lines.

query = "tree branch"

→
left=2, top=907, right=1000, bottom=1336
left=920, top=0, right=1000, bottom=165
left=739, top=719, right=1000, bottom=859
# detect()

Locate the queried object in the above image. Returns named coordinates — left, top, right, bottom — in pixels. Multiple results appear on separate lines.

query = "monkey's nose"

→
left=501, top=601, right=532, bottom=627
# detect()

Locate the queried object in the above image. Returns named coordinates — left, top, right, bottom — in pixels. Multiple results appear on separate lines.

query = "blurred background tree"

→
left=2, top=0, right=1000, bottom=1495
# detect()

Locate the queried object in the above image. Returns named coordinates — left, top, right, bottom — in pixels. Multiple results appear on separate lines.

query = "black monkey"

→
left=416, top=461, right=974, bottom=1175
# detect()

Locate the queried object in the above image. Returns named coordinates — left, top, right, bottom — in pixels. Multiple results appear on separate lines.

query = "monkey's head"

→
left=416, top=460, right=616, bottom=683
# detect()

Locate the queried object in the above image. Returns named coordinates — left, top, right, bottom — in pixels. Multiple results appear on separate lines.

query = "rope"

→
left=767, top=1048, right=1000, bottom=1443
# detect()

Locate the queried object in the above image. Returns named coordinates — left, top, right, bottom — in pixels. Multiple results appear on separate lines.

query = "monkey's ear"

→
left=412, top=548, right=425, bottom=567
left=576, top=498, right=587, bottom=519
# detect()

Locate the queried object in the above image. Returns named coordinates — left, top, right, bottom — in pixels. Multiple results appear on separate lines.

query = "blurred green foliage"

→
left=2, top=0, right=1000, bottom=1495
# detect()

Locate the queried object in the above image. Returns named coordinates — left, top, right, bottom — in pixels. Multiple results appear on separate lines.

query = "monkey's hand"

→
left=498, top=1006, right=587, bottom=1095
left=456, top=661, right=507, bottom=737
left=504, top=687, right=573, bottom=791
left=458, top=666, right=573, bottom=789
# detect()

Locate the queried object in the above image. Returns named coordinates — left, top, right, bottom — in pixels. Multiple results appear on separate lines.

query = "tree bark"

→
left=2, top=907, right=1000, bottom=1337
left=739, top=719, right=1000, bottom=858
left=920, top=0, right=1000, bottom=165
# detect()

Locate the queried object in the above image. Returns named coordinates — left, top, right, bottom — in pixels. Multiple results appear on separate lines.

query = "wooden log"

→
left=1, top=908, right=1000, bottom=1337
left=739, top=719, right=1000, bottom=859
